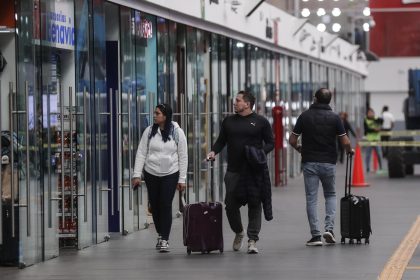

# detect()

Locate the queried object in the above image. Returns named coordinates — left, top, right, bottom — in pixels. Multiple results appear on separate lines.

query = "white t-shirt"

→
left=382, top=111, right=395, bottom=130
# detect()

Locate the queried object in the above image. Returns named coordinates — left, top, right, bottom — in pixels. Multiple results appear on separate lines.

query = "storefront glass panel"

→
left=74, top=0, right=93, bottom=249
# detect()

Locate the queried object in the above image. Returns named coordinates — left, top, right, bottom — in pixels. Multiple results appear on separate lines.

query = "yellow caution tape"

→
left=359, top=141, right=420, bottom=147
left=379, top=130, right=420, bottom=137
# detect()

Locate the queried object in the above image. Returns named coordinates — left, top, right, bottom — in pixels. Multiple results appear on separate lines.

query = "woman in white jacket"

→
left=132, top=103, right=187, bottom=253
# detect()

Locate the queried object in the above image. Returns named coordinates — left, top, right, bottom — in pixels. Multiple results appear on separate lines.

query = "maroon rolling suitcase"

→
left=183, top=201, right=224, bottom=254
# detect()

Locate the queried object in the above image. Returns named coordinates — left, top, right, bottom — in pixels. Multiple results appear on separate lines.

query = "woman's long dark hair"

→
left=149, top=103, right=173, bottom=142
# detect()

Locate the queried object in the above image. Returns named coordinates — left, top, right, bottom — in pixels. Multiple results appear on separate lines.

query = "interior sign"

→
left=46, top=11, right=75, bottom=49
left=141, top=19, right=153, bottom=39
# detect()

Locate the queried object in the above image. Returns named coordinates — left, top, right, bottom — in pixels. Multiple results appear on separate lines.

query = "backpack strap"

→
left=147, top=125, right=179, bottom=151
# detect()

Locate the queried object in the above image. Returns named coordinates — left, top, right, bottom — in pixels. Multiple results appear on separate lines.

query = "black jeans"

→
left=144, top=170, right=179, bottom=241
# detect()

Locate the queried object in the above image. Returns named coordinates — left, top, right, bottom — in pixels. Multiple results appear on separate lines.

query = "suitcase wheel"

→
left=349, top=239, right=354, bottom=244
left=219, top=249, right=223, bottom=254
left=341, top=237, right=345, bottom=244
left=187, top=248, right=191, bottom=255
left=357, top=239, right=361, bottom=244
left=365, top=238, right=370, bottom=244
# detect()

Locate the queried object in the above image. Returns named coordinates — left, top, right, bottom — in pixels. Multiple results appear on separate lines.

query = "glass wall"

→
left=2, top=0, right=367, bottom=267
left=289, top=58, right=302, bottom=177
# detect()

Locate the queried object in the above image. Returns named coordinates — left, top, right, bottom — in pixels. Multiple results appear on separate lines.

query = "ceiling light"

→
left=318, top=0, right=324, bottom=1
left=363, top=22, right=370, bottom=32
left=322, top=15, right=331, bottom=24
left=332, top=8, right=341, bottom=17
left=363, top=7, right=371, bottom=16
left=317, top=23, right=326, bottom=32
left=332, top=23, right=341, bottom=32
left=301, top=8, right=311, bottom=17
left=317, top=8, right=326, bottom=16
left=302, top=0, right=309, bottom=2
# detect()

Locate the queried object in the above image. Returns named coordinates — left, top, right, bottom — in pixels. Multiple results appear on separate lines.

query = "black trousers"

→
left=144, top=170, right=179, bottom=241
left=381, top=129, right=391, bottom=157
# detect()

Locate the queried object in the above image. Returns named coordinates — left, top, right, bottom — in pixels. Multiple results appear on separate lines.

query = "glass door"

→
left=171, top=23, right=189, bottom=208
left=184, top=28, right=213, bottom=204
left=92, top=0, right=110, bottom=244
left=196, top=30, right=212, bottom=202
left=15, top=0, right=43, bottom=267
left=0, top=26, right=20, bottom=266
left=119, top=6, right=135, bottom=234
left=133, top=10, right=157, bottom=230
left=75, top=0, right=93, bottom=250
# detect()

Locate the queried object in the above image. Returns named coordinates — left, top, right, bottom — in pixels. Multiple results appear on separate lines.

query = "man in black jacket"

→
left=289, top=88, right=353, bottom=246
left=207, top=91, right=274, bottom=254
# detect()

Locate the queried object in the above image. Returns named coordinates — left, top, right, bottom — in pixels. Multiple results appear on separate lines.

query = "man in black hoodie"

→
left=207, top=91, right=274, bottom=254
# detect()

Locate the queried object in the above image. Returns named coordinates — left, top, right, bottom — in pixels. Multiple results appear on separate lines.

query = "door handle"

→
left=109, top=88, right=115, bottom=216
left=0, top=80, right=2, bottom=244
left=69, top=87, right=75, bottom=224
left=59, top=85, right=66, bottom=230
left=128, top=89, right=132, bottom=211
left=83, top=87, right=88, bottom=222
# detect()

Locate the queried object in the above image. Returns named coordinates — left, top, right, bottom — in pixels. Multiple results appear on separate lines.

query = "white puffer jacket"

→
left=132, top=121, right=188, bottom=183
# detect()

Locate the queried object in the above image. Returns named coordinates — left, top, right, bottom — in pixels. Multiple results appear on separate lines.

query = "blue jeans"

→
left=364, top=146, right=382, bottom=172
left=302, top=162, right=337, bottom=237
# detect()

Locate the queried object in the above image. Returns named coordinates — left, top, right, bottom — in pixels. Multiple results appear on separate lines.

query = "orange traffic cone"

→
left=372, top=149, right=378, bottom=173
left=352, top=145, right=369, bottom=187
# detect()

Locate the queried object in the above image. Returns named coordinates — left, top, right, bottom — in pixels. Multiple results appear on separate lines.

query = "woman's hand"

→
left=176, top=183, right=186, bottom=191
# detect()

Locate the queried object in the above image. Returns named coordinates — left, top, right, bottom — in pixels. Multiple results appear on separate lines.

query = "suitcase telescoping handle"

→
left=345, top=153, right=353, bottom=196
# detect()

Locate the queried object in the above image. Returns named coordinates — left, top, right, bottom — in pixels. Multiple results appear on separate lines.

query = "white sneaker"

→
left=233, top=231, right=245, bottom=251
left=247, top=240, right=259, bottom=254
left=159, top=240, right=170, bottom=253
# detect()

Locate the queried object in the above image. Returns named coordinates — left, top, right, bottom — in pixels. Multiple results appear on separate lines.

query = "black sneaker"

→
left=323, top=230, right=336, bottom=245
left=156, top=236, right=162, bottom=250
left=306, top=236, right=322, bottom=246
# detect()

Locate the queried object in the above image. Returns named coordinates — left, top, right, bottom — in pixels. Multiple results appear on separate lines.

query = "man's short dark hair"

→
left=238, top=91, right=256, bottom=109
left=314, top=88, right=332, bottom=104
left=383, top=105, right=389, bottom=112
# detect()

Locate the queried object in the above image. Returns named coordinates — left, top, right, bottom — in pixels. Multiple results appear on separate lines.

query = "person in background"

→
left=381, top=105, right=395, bottom=158
left=132, top=104, right=188, bottom=253
left=337, top=112, right=356, bottom=164
left=364, top=108, right=383, bottom=172
left=289, top=88, right=353, bottom=246
left=207, top=91, right=274, bottom=254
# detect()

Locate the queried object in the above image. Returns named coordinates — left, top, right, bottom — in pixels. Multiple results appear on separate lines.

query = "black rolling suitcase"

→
left=340, top=153, right=372, bottom=244
left=0, top=202, right=19, bottom=265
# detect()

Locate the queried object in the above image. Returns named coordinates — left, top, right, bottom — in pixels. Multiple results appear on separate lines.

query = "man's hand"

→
left=206, top=151, right=216, bottom=161
left=176, top=183, right=186, bottom=191
left=296, top=145, right=302, bottom=153
left=347, top=149, right=355, bottom=156
left=132, top=177, right=141, bottom=189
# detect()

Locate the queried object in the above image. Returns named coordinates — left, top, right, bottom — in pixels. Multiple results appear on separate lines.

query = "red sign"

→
left=140, top=19, right=153, bottom=39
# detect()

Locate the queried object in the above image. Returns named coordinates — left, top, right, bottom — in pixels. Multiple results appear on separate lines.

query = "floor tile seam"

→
left=377, top=215, right=420, bottom=280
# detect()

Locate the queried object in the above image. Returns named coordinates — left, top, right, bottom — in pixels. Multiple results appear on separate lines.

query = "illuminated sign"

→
left=35, top=1, right=75, bottom=50
left=140, top=19, right=153, bottom=39
left=46, top=11, right=75, bottom=49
